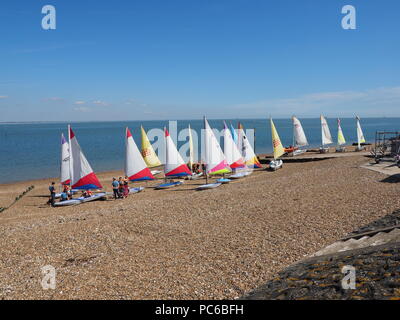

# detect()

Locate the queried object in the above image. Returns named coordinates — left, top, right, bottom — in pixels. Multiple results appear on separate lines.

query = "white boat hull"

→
left=196, top=183, right=222, bottom=190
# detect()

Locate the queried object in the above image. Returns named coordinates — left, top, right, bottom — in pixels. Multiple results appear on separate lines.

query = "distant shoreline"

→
left=1, top=117, right=399, bottom=125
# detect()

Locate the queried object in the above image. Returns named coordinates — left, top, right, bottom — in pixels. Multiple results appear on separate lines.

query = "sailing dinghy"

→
left=336, top=119, right=346, bottom=152
left=355, top=116, right=366, bottom=151
left=141, top=125, right=162, bottom=168
left=54, top=192, right=107, bottom=207
left=238, top=123, right=262, bottom=169
left=196, top=117, right=231, bottom=190
left=55, top=133, right=79, bottom=199
left=291, top=116, right=308, bottom=156
left=269, top=118, right=285, bottom=171
left=54, top=126, right=104, bottom=207
left=223, top=121, right=245, bottom=170
left=320, top=115, right=333, bottom=153
left=155, top=128, right=191, bottom=189
left=125, top=127, right=154, bottom=182
left=69, top=126, right=103, bottom=190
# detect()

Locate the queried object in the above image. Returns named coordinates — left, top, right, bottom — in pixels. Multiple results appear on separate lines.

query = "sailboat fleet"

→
left=55, top=116, right=367, bottom=205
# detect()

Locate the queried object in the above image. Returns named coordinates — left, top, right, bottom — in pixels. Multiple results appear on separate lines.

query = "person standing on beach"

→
left=112, top=178, right=120, bottom=199
left=48, top=182, right=56, bottom=207
left=118, top=177, right=124, bottom=198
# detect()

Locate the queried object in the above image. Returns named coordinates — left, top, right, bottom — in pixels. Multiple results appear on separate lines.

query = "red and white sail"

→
left=164, top=128, right=191, bottom=177
left=204, top=118, right=231, bottom=175
left=125, top=127, right=155, bottom=181
left=60, top=133, right=71, bottom=185
left=223, top=121, right=244, bottom=169
left=68, top=125, right=103, bottom=189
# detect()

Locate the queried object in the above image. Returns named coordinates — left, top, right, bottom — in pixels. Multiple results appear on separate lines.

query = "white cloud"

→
left=92, top=100, right=109, bottom=107
left=230, top=86, right=400, bottom=117
left=74, top=100, right=85, bottom=105
left=43, top=97, right=64, bottom=102
left=73, top=106, right=91, bottom=112
left=0, top=95, right=8, bottom=99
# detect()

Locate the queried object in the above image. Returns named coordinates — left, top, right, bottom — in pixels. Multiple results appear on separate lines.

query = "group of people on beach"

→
left=47, top=182, right=93, bottom=207
left=111, top=176, right=130, bottom=200
left=48, top=163, right=209, bottom=206
left=191, top=162, right=206, bottom=174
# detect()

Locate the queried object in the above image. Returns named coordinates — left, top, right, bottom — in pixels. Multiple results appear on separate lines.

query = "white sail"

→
left=321, top=115, right=333, bottom=146
left=60, top=133, right=70, bottom=185
left=165, top=128, right=191, bottom=177
left=292, top=116, right=308, bottom=147
left=204, top=118, right=231, bottom=175
left=356, top=116, right=366, bottom=146
left=68, top=125, right=102, bottom=189
left=223, top=121, right=244, bottom=168
left=125, top=127, right=154, bottom=181
left=238, top=123, right=261, bottom=168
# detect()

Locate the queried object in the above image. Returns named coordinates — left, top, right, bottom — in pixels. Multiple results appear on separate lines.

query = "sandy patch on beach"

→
left=1, top=154, right=399, bottom=299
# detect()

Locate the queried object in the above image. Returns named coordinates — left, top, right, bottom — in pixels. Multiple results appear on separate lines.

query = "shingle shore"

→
left=241, top=211, right=400, bottom=300
left=1, top=155, right=399, bottom=299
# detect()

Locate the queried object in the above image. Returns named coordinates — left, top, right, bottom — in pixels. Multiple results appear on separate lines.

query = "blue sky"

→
left=0, top=0, right=399, bottom=121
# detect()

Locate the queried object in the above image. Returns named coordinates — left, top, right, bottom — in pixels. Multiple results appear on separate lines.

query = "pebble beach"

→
left=1, top=153, right=400, bottom=300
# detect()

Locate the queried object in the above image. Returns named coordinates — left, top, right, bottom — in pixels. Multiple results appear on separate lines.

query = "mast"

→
left=321, top=115, right=324, bottom=150
left=292, top=116, right=295, bottom=157
left=164, top=126, right=167, bottom=182
left=204, top=116, right=208, bottom=184
left=67, top=124, right=72, bottom=189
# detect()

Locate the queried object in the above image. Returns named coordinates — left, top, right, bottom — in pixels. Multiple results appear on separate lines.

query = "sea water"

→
left=0, top=118, right=399, bottom=183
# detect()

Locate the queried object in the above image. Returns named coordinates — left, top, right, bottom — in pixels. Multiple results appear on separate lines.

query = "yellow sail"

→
left=337, top=119, right=346, bottom=146
left=140, top=126, right=162, bottom=168
left=271, top=118, right=285, bottom=159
